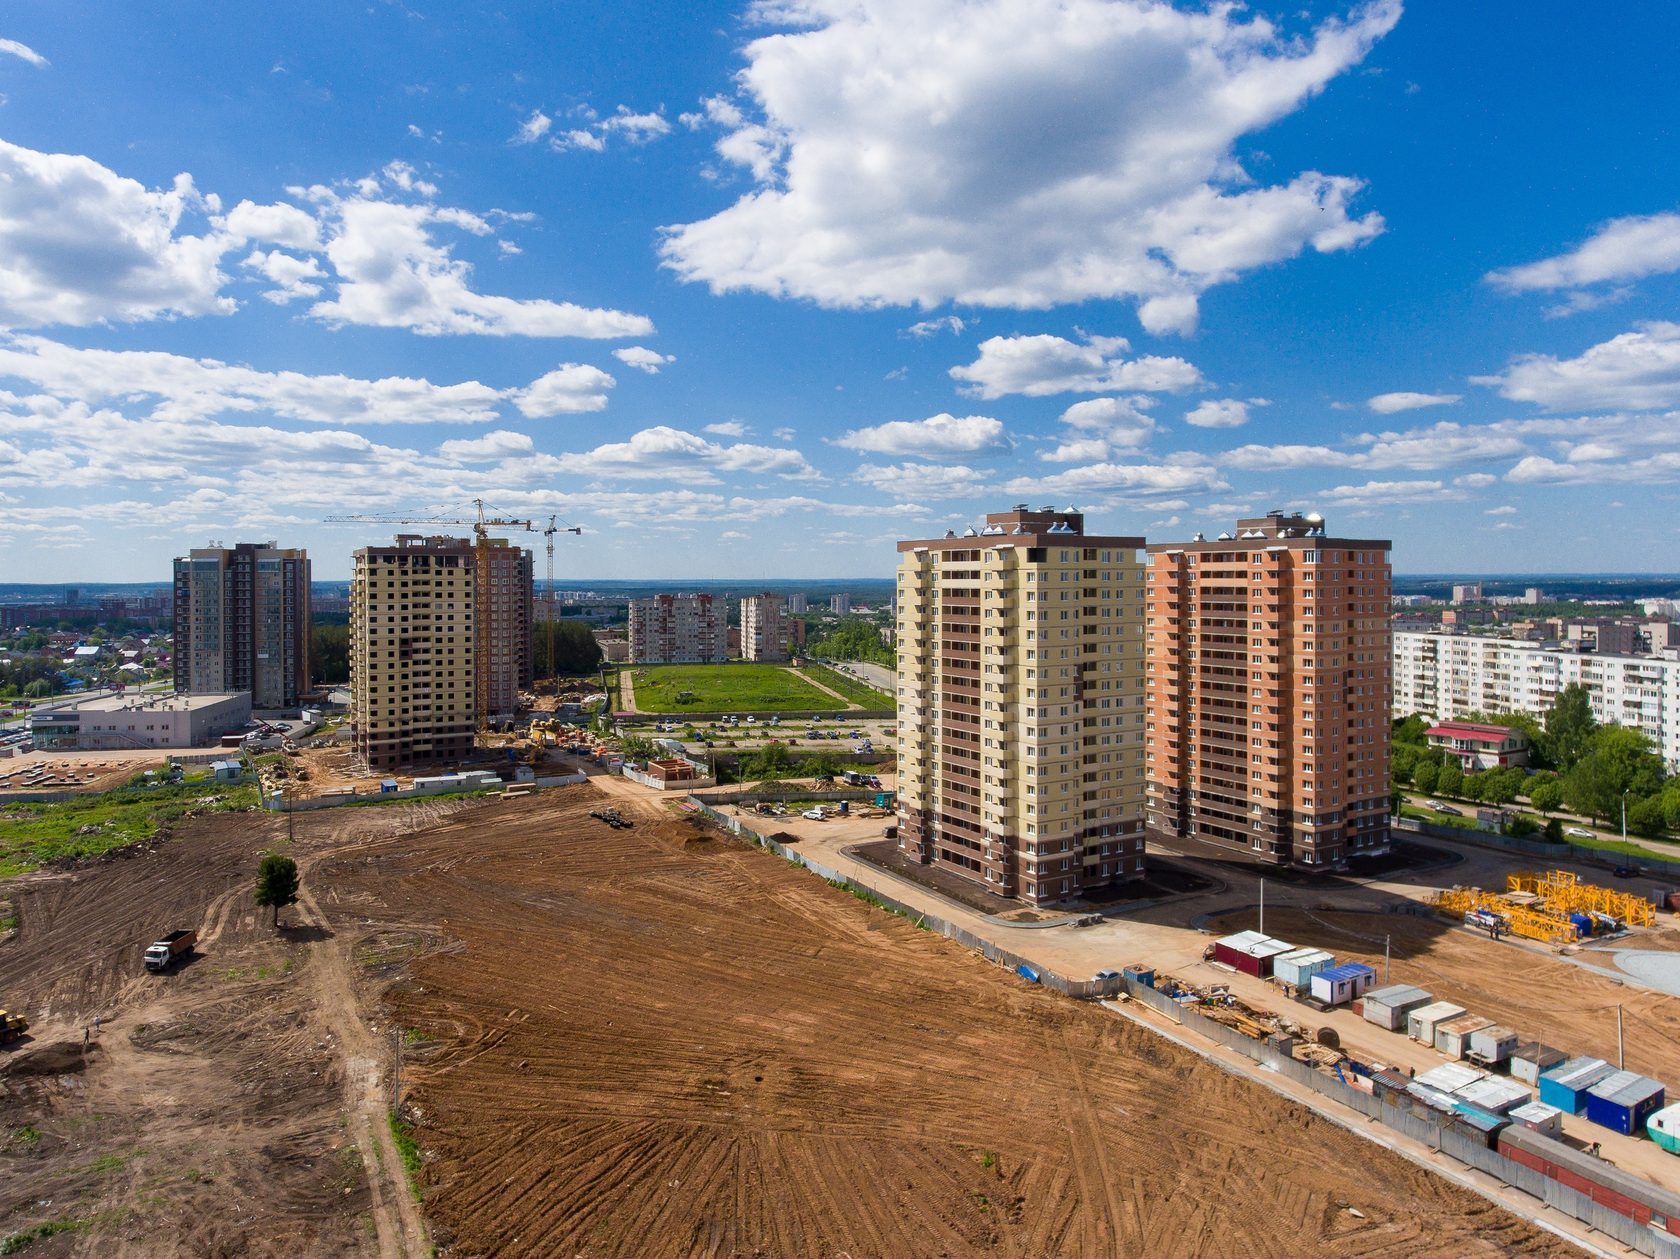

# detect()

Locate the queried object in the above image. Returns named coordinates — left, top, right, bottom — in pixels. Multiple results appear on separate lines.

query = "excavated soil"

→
left=333, top=789, right=1567, bottom=1258
left=0, top=785, right=1578, bottom=1257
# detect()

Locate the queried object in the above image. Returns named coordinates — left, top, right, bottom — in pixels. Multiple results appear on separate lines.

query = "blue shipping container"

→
left=1585, top=1071, right=1665, bottom=1136
left=1538, top=1057, right=1613, bottom=1115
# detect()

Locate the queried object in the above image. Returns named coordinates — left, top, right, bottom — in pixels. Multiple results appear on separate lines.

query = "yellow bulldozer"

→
left=0, top=1008, right=28, bottom=1044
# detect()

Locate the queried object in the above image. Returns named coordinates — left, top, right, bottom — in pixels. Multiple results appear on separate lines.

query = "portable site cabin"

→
left=1539, top=1057, right=1614, bottom=1115
left=1311, top=962, right=1376, bottom=1007
left=1416, top=1063, right=1485, bottom=1095
left=1509, top=1101, right=1565, bottom=1139
left=1407, top=1001, right=1466, bottom=1044
left=1211, top=931, right=1294, bottom=978
left=1272, top=948, right=1334, bottom=989
left=1467, top=1024, right=1520, bottom=1068
left=1361, top=984, right=1433, bottom=1032
left=1455, top=1076, right=1531, bottom=1116
left=1434, top=1015, right=1494, bottom=1061
left=1510, top=1042, right=1568, bottom=1087
left=1586, top=1071, right=1666, bottom=1136
left=1647, top=1103, right=1680, bottom=1153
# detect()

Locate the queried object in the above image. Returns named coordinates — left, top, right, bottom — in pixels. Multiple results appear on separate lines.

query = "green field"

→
left=801, top=661, right=894, bottom=710
left=622, top=664, right=847, bottom=714
left=0, top=769, right=259, bottom=876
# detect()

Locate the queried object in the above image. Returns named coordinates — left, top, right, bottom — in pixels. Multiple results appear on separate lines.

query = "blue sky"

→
left=2, top=1, right=1679, bottom=581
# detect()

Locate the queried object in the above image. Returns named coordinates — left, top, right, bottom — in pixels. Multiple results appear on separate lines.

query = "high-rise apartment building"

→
left=172, top=542, right=311, bottom=709
left=628, top=594, right=728, bottom=664
left=740, top=593, right=790, bottom=662
left=1145, top=512, right=1391, bottom=869
left=896, top=507, right=1147, bottom=906
left=474, top=538, right=534, bottom=718
left=350, top=536, right=476, bottom=769
left=787, top=592, right=808, bottom=614
left=830, top=593, right=851, bottom=615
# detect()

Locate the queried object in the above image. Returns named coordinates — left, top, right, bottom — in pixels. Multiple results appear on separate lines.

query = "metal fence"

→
left=1399, top=815, right=1680, bottom=882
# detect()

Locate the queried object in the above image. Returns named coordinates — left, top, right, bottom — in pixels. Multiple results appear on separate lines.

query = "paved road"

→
left=822, top=658, right=894, bottom=695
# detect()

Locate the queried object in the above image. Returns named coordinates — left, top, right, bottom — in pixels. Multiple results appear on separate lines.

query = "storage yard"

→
left=0, top=787, right=1573, bottom=1257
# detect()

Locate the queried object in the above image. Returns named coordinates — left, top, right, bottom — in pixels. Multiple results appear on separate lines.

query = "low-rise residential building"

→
left=1425, top=720, right=1530, bottom=771
left=628, top=594, right=728, bottom=664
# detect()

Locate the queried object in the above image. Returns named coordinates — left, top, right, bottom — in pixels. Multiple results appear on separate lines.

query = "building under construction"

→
left=349, top=534, right=533, bottom=770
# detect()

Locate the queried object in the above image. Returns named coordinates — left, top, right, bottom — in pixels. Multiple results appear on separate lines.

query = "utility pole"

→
left=1384, top=934, right=1391, bottom=985
left=1618, top=1004, right=1624, bottom=1070
left=1258, top=878, right=1265, bottom=937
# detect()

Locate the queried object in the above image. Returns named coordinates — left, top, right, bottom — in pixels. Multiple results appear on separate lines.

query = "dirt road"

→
left=0, top=797, right=470, bottom=1256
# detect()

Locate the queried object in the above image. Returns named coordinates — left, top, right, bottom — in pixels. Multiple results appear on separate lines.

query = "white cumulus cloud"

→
left=514, top=364, right=617, bottom=417
left=1367, top=391, right=1461, bottom=414
left=1184, top=398, right=1262, bottom=429
left=0, top=139, right=234, bottom=328
left=834, top=413, right=1009, bottom=456
left=950, top=333, right=1202, bottom=399
left=1042, top=396, right=1157, bottom=462
left=311, top=196, right=653, bottom=338
left=541, top=425, right=816, bottom=483
left=1487, top=211, right=1680, bottom=294
left=612, top=345, right=675, bottom=374
left=1474, top=322, right=1680, bottom=412
left=661, top=0, right=1395, bottom=333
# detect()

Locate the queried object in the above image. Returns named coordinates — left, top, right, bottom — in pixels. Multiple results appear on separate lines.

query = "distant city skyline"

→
left=2, top=4, right=1680, bottom=578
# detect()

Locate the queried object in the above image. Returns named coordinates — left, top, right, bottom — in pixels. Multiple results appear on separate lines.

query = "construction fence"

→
left=1119, top=977, right=1672, bottom=1256
left=1399, top=816, right=1680, bottom=884
left=685, top=794, right=1676, bottom=1257
left=684, top=796, right=1123, bottom=1000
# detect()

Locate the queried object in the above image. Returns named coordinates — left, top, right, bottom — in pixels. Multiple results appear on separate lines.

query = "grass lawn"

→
left=625, top=663, right=843, bottom=713
left=0, top=770, right=259, bottom=875
left=800, top=662, right=894, bottom=710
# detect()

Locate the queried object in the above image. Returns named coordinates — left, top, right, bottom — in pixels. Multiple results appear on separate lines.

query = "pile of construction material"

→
left=1433, top=869, right=1653, bottom=945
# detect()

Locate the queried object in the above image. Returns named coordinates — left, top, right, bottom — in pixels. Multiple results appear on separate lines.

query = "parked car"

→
left=1566, top=826, right=1594, bottom=839
left=1435, top=804, right=1463, bottom=816
left=1612, top=866, right=1639, bottom=879
left=801, top=807, right=826, bottom=821
left=1094, top=969, right=1122, bottom=981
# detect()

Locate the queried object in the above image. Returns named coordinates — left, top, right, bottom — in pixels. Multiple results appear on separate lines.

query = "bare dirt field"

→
left=0, top=797, right=470, bottom=1256
left=0, top=756, right=157, bottom=796
left=1210, top=906, right=1680, bottom=1086
left=0, top=786, right=1576, bottom=1258
left=332, top=789, right=1561, bottom=1258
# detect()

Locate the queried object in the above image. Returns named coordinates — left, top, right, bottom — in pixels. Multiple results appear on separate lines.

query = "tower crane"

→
left=542, top=516, right=584, bottom=684
left=325, top=499, right=534, bottom=726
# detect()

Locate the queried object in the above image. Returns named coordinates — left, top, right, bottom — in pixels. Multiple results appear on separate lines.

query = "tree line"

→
left=1394, top=683, right=1679, bottom=836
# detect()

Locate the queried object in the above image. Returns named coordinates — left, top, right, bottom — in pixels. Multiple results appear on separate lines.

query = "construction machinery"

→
left=542, top=516, right=584, bottom=684
left=0, top=1008, right=28, bottom=1045
left=1432, top=886, right=1581, bottom=946
left=1507, top=869, right=1655, bottom=928
left=327, top=499, right=538, bottom=726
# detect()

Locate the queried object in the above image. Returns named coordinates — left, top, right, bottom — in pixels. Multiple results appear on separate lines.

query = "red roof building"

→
left=1425, top=721, right=1529, bottom=771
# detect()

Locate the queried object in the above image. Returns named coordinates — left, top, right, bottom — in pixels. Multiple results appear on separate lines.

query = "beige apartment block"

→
left=351, top=536, right=477, bottom=770
left=896, top=507, right=1147, bottom=906
left=1145, top=512, right=1391, bottom=869
left=740, top=593, right=790, bottom=662
left=628, top=593, right=728, bottom=664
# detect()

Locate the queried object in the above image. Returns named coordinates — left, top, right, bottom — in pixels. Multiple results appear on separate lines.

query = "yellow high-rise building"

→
left=895, top=507, right=1147, bottom=905
left=350, top=536, right=477, bottom=770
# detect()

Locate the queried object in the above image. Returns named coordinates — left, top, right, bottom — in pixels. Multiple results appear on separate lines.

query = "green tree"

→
left=1542, top=684, right=1597, bottom=771
left=311, top=623, right=349, bottom=685
left=1528, top=777, right=1565, bottom=815
left=254, top=853, right=300, bottom=929
left=618, top=735, right=658, bottom=764
left=1629, top=795, right=1668, bottom=838
left=1544, top=818, right=1564, bottom=844
left=22, top=678, right=54, bottom=699
left=1663, top=781, right=1680, bottom=832
left=1436, top=760, right=1464, bottom=799
left=534, top=620, right=604, bottom=677
left=809, top=618, right=894, bottom=666
left=1412, top=762, right=1440, bottom=795
left=1392, top=714, right=1430, bottom=746
left=1461, top=773, right=1486, bottom=802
